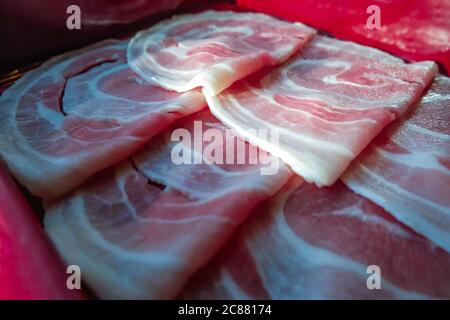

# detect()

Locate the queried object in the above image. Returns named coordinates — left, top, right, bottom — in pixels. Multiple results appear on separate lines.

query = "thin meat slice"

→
left=44, top=109, right=293, bottom=299
left=181, top=177, right=450, bottom=299
left=342, top=75, right=450, bottom=252
left=0, top=40, right=205, bottom=199
left=206, top=35, right=437, bottom=186
left=127, top=10, right=316, bottom=96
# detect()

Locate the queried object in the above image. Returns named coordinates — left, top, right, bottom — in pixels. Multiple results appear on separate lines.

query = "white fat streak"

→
left=312, top=35, right=405, bottom=64
left=35, top=100, right=64, bottom=128
left=347, top=161, right=450, bottom=216
left=127, top=11, right=259, bottom=91
left=406, top=122, right=450, bottom=141
left=117, top=161, right=238, bottom=223
left=130, top=43, right=198, bottom=77
left=280, top=59, right=413, bottom=108
left=129, top=47, right=239, bottom=95
left=65, top=63, right=155, bottom=120
left=135, top=138, right=290, bottom=202
left=342, top=163, right=450, bottom=253
left=329, top=202, right=414, bottom=240
left=244, top=91, right=375, bottom=141
left=246, top=84, right=378, bottom=126
left=115, top=163, right=233, bottom=225
left=312, top=36, right=438, bottom=87
left=219, top=269, right=253, bottom=300
left=67, top=62, right=199, bottom=122
left=372, top=144, right=448, bottom=172
left=278, top=61, right=374, bottom=107
left=176, top=26, right=255, bottom=52
left=205, top=90, right=354, bottom=186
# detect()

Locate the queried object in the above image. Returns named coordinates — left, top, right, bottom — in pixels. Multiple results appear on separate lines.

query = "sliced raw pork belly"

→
left=181, top=178, right=450, bottom=299
left=206, top=35, right=437, bottom=186
left=127, top=10, right=316, bottom=96
left=44, top=109, right=293, bottom=299
left=343, top=75, right=450, bottom=252
left=0, top=40, right=205, bottom=199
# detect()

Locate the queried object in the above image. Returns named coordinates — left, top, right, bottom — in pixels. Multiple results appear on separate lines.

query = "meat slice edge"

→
left=181, top=177, right=450, bottom=299
left=44, top=109, right=293, bottom=299
left=127, top=10, right=316, bottom=96
left=342, top=74, right=450, bottom=252
left=0, top=39, right=206, bottom=199
left=205, top=35, right=437, bottom=186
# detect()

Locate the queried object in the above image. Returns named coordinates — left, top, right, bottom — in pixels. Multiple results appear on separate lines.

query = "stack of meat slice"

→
left=1, top=10, right=312, bottom=299
left=206, top=35, right=437, bottom=185
left=180, top=72, right=450, bottom=300
left=0, top=40, right=206, bottom=199
left=343, top=75, right=450, bottom=252
left=44, top=109, right=293, bottom=299
left=0, top=10, right=313, bottom=200
left=0, top=9, right=447, bottom=300
left=180, top=177, right=450, bottom=299
left=127, top=10, right=316, bottom=95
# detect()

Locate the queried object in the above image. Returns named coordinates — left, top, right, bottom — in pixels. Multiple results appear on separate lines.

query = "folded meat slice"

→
left=181, top=177, right=450, bottom=299
left=0, top=40, right=205, bottom=199
left=206, top=35, right=437, bottom=186
left=127, top=10, right=316, bottom=96
left=44, top=109, right=293, bottom=299
left=342, top=75, right=450, bottom=252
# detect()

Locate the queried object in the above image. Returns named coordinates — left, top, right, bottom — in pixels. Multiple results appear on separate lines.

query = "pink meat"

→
left=181, top=178, right=450, bottom=299
left=44, top=109, right=293, bottom=299
left=0, top=40, right=205, bottom=199
left=127, top=10, right=316, bottom=95
left=206, top=35, right=437, bottom=186
left=342, top=75, right=450, bottom=252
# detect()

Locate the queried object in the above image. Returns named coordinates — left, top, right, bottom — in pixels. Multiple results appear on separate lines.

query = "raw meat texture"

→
left=44, top=109, right=293, bottom=299
left=0, top=163, right=85, bottom=299
left=238, top=0, right=450, bottom=74
left=206, top=35, right=437, bottom=186
left=342, top=75, right=450, bottom=252
left=181, top=177, right=450, bottom=300
left=0, top=40, right=205, bottom=199
left=127, top=10, right=316, bottom=96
